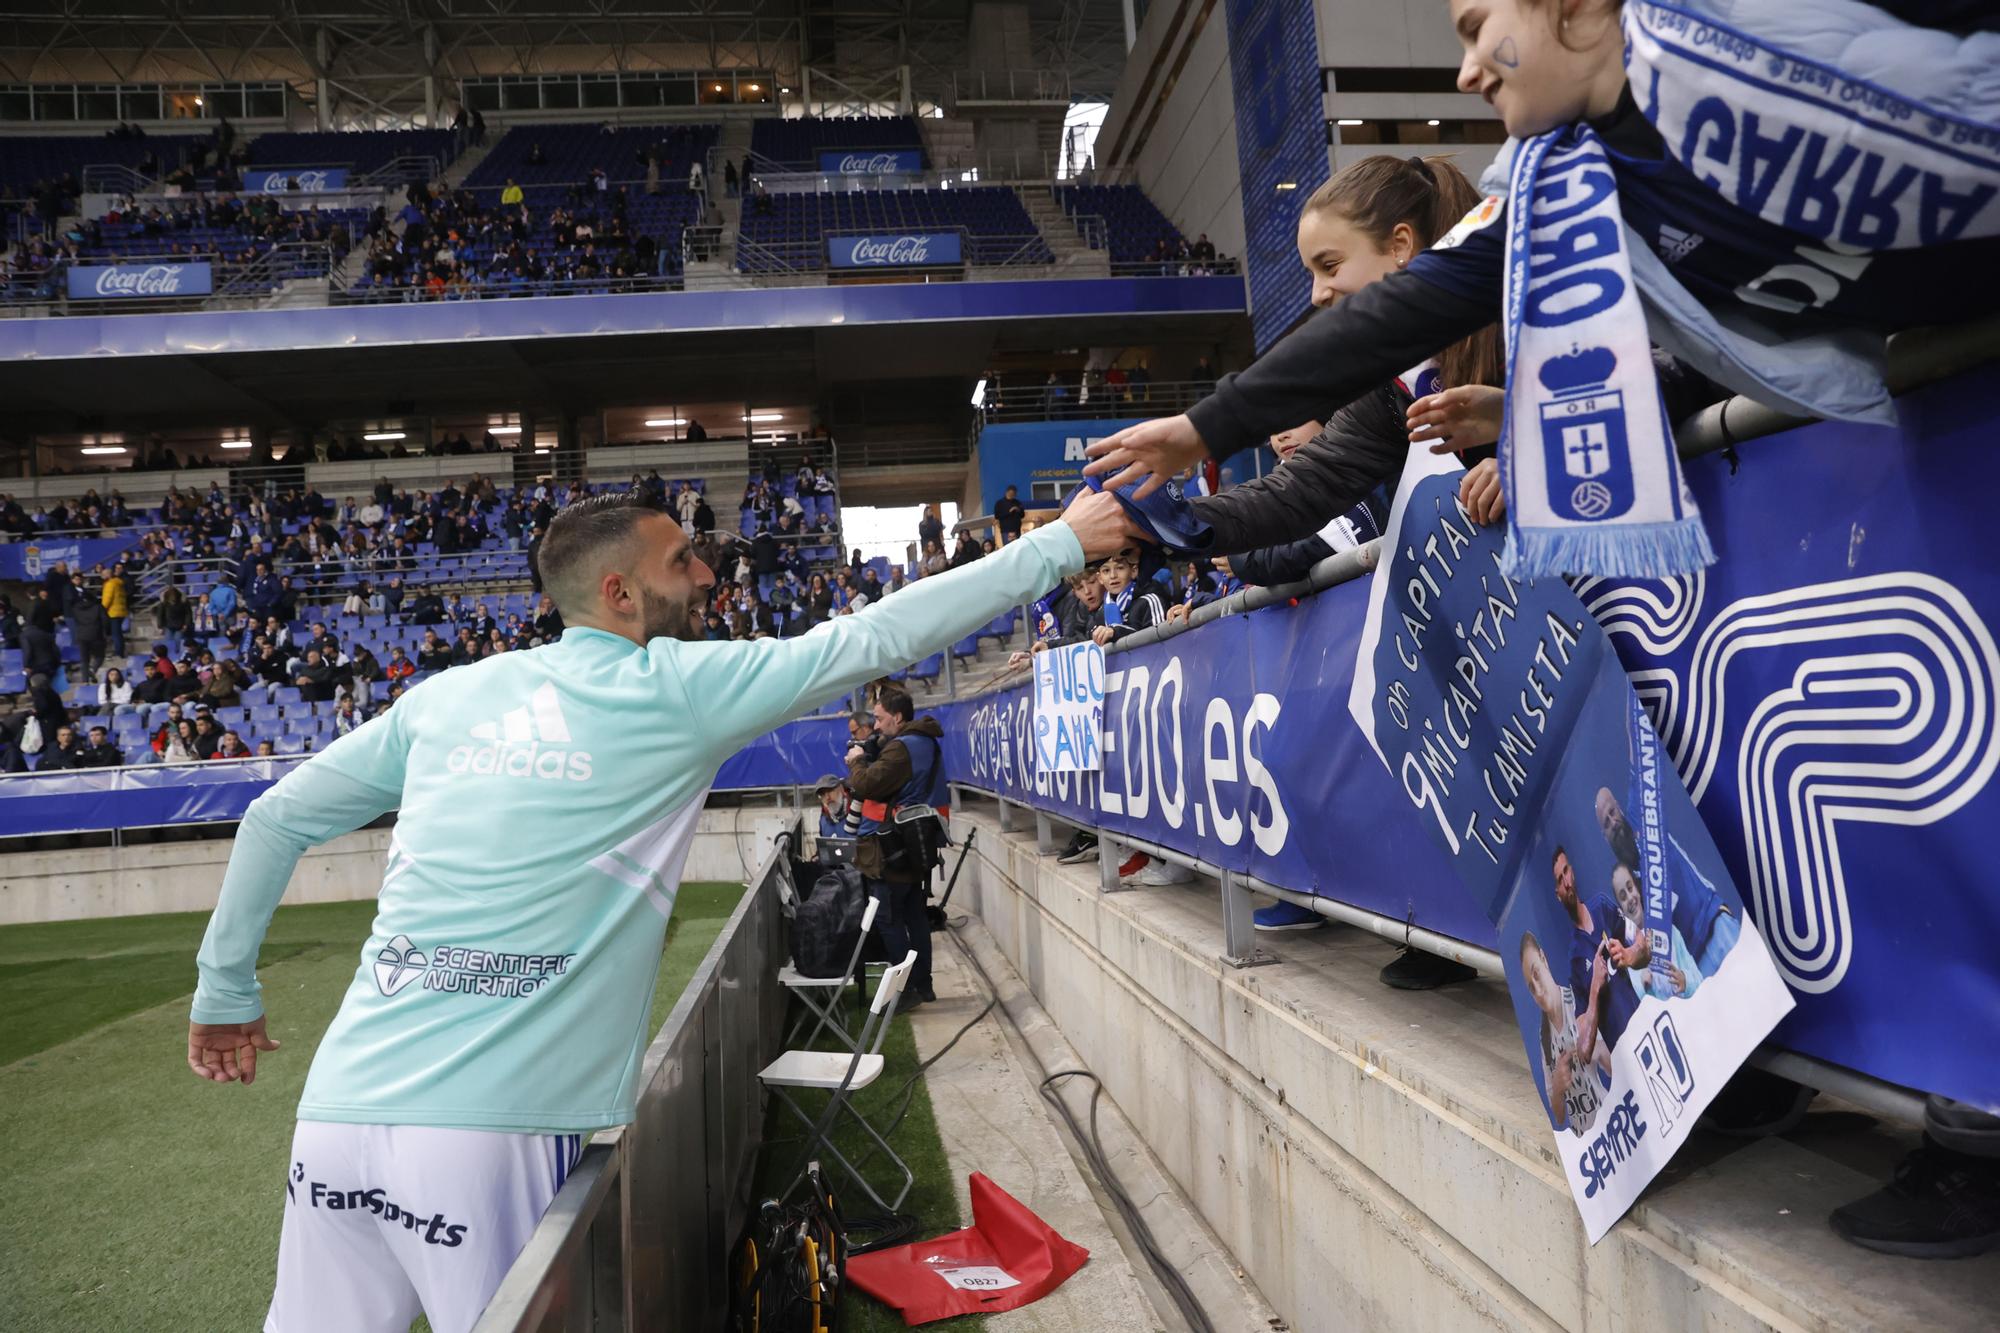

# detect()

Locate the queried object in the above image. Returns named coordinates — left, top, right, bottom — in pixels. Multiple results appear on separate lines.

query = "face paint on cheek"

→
left=1494, top=35, right=1520, bottom=68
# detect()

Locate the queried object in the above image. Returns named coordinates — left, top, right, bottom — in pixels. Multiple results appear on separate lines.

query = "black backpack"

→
left=790, top=865, right=868, bottom=979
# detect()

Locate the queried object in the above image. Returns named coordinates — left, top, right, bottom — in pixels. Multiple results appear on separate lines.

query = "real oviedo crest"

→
left=1537, top=345, right=1634, bottom=523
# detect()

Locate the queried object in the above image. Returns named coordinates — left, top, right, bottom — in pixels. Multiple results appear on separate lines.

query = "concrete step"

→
left=440, top=137, right=496, bottom=190
left=954, top=810, right=2000, bottom=1333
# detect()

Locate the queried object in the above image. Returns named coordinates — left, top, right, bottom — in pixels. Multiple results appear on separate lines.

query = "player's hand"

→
left=1058, top=488, right=1144, bottom=562
left=1083, top=415, right=1207, bottom=499
left=188, top=1017, right=280, bottom=1085
left=1408, top=385, right=1505, bottom=454
left=1165, top=604, right=1190, bottom=624
left=1459, top=458, right=1506, bottom=526
left=1091, top=625, right=1115, bottom=646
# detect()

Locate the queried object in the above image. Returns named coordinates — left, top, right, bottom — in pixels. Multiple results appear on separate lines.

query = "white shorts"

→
left=265, top=1120, right=584, bottom=1333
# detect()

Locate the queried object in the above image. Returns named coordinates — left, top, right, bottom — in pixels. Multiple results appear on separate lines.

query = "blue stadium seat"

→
left=274, top=737, right=306, bottom=755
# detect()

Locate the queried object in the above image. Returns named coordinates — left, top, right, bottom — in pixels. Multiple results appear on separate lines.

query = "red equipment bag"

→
left=845, top=1173, right=1090, bottom=1325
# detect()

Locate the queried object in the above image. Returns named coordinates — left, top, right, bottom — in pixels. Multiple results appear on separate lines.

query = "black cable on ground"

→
left=945, top=924, right=1219, bottom=1333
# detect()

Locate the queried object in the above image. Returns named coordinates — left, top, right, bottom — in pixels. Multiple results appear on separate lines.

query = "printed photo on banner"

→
left=1349, top=435, right=1792, bottom=1242
left=1032, top=641, right=1104, bottom=773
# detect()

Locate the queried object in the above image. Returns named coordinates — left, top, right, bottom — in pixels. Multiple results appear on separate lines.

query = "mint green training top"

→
left=192, top=524, right=1082, bottom=1134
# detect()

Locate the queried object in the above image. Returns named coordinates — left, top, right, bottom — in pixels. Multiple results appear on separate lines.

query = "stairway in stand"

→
left=1013, top=184, right=1108, bottom=277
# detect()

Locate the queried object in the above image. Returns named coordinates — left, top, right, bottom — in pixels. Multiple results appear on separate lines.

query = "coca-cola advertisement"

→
left=826, top=232, right=964, bottom=269
left=67, top=262, right=214, bottom=300
left=243, top=168, right=350, bottom=194
left=818, top=149, right=923, bottom=175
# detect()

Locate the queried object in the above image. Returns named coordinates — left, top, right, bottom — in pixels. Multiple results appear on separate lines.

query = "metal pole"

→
left=1121, top=0, right=1137, bottom=50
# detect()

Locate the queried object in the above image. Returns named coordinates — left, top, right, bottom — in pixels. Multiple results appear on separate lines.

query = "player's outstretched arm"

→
left=670, top=492, right=1136, bottom=760
left=188, top=704, right=412, bottom=1065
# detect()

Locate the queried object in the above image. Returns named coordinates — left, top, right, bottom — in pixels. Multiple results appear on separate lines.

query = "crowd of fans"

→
left=357, top=176, right=684, bottom=298
left=0, top=456, right=861, bottom=767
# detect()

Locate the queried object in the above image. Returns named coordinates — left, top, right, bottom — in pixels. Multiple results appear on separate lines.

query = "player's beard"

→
left=636, top=583, right=705, bottom=643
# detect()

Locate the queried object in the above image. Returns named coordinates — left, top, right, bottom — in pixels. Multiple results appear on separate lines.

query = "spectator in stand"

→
left=1089, top=547, right=1169, bottom=645
left=921, top=540, right=948, bottom=578
left=385, top=646, right=415, bottom=681
left=133, top=660, right=174, bottom=717
left=500, top=178, right=524, bottom=208
left=416, top=631, right=452, bottom=673
left=409, top=588, right=446, bottom=625
left=190, top=714, right=222, bottom=760
left=804, top=573, right=834, bottom=626
left=343, top=583, right=372, bottom=615
left=949, top=533, right=983, bottom=569
left=21, top=588, right=59, bottom=679
left=204, top=660, right=245, bottom=709
left=254, top=739, right=277, bottom=757
left=27, top=673, right=68, bottom=748
left=215, top=731, right=250, bottom=760
left=76, top=724, right=121, bottom=769
left=36, top=724, right=85, bottom=771
left=349, top=645, right=383, bottom=690
left=243, top=561, right=281, bottom=619
left=993, top=486, right=1025, bottom=545
left=157, top=587, right=193, bottom=645
left=100, top=667, right=135, bottom=715
left=383, top=575, right=406, bottom=620
left=333, top=697, right=366, bottom=737
left=294, top=649, right=338, bottom=703
left=161, top=718, right=200, bottom=764
left=918, top=505, right=945, bottom=554
left=70, top=593, right=109, bottom=681
left=101, top=565, right=129, bottom=657
left=675, top=483, right=700, bottom=528
left=533, top=594, right=564, bottom=644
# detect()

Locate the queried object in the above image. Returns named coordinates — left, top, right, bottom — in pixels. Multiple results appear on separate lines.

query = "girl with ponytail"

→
left=1186, top=152, right=1510, bottom=569
left=1095, top=0, right=2000, bottom=580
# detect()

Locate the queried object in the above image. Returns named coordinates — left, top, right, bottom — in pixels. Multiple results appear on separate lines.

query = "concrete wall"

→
left=954, top=807, right=1989, bottom=1333
left=1096, top=0, right=1246, bottom=261
left=0, top=808, right=792, bottom=925
left=1314, top=0, right=1462, bottom=66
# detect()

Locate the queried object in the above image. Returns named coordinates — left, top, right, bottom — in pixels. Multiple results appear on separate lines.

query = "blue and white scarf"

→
left=1627, top=1, right=2000, bottom=250
left=1500, top=126, right=1713, bottom=580
left=1497, top=1, right=2000, bottom=579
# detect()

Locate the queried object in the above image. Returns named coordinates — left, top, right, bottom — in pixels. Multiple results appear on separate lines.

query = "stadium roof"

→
left=0, top=0, right=1131, bottom=119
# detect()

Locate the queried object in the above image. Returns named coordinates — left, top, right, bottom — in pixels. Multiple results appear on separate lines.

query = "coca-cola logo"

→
left=836, top=152, right=905, bottom=174
left=845, top=235, right=944, bottom=265
left=90, top=264, right=198, bottom=296
left=258, top=170, right=333, bottom=193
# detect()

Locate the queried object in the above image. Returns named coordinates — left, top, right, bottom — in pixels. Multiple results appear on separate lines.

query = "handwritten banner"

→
left=1032, top=641, right=1104, bottom=773
left=1348, top=446, right=1793, bottom=1241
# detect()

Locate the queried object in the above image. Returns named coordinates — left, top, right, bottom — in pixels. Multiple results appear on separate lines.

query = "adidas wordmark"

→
left=445, top=681, right=595, bottom=782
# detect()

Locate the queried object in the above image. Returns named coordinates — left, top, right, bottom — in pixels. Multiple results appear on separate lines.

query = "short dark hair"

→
left=877, top=688, right=914, bottom=722
left=537, top=491, right=670, bottom=614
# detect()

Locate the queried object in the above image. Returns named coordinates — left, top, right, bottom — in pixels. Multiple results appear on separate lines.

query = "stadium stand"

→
left=0, top=132, right=201, bottom=199
left=737, top=185, right=1050, bottom=272
left=75, top=199, right=364, bottom=269
left=748, top=114, right=925, bottom=170
left=348, top=182, right=698, bottom=297
left=1054, top=182, right=1181, bottom=264
left=244, top=128, right=459, bottom=179
left=2, top=457, right=874, bottom=764
left=462, top=122, right=718, bottom=191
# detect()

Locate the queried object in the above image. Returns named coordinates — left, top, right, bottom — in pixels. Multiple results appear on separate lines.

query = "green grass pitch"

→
left=0, top=884, right=744, bottom=1333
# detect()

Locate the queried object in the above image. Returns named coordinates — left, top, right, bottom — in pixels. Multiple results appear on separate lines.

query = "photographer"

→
left=844, top=687, right=948, bottom=1012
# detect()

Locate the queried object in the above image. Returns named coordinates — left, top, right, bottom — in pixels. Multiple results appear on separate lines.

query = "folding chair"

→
left=777, top=895, right=880, bottom=1053
left=759, top=950, right=917, bottom=1214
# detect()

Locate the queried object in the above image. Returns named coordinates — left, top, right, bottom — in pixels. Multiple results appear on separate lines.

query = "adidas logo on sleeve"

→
left=446, top=681, right=595, bottom=782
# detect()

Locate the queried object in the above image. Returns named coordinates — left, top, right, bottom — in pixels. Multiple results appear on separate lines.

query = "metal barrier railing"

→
left=938, top=324, right=2000, bottom=1130
left=473, top=837, right=790, bottom=1331
left=974, top=377, right=1215, bottom=423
